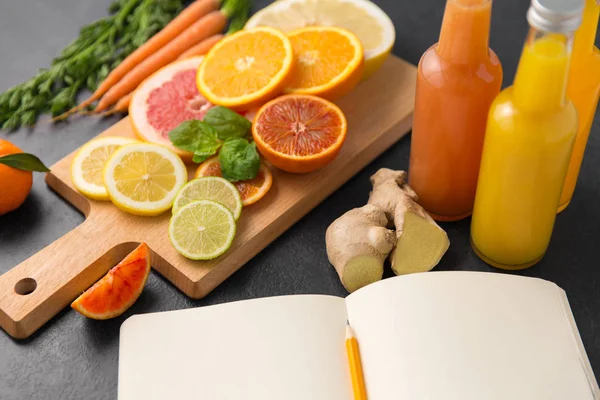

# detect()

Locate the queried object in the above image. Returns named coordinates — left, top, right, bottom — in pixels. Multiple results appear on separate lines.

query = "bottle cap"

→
left=527, top=0, right=584, bottom=33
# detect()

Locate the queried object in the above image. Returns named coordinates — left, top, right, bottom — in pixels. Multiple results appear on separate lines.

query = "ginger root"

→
left=326, top=205, right=396, bottom=292
left=368, top=169, right=449, bottom=276
left=325, top=169, right=449, bottom=292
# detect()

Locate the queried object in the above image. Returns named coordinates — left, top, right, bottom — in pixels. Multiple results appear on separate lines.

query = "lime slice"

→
left=169, top=200, right=237, bottom=260
left=172, top=177, right=242, bottom=220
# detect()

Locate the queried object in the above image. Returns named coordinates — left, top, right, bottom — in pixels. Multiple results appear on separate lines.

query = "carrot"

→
left=114, top=93, right=133, bottom=114
left=102, top=35, right=222, bottom=117
left=56, top=0, right=221, bottom=119
left=102, top=93, right=133, bottom=116
left=177, top=34, right=224, bottom=60
left=94, top=10, right=229, bottom=113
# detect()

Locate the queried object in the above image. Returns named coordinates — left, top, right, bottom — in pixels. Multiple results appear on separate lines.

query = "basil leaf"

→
left=204, top=106, right=252, bottom=141
left=168, top=120, right=221, bottom=163
left=192, top=147, right=220, bottom=164
left=0, top=153, right=50, bottom=172
left=219, top=138, right=260, bottom=182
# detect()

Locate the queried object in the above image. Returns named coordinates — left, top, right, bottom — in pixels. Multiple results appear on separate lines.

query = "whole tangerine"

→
left=0, top=139, right=33, bottom=216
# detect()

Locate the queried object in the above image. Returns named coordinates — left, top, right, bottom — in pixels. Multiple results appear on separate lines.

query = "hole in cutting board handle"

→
left=14, top=278, right=37, bottom=295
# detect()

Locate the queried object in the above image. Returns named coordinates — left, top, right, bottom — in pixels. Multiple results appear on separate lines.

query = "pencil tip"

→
left=345, top=323, right=354, bottom=339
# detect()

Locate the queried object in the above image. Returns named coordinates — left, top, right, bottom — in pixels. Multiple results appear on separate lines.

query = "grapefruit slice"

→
left=130, top=56, right=214, bottom=163
left=71, top=243, right=151, bottom=320
left=252, top=94, right=347, bottom=173
left=195, top=156, right=273, bottom=206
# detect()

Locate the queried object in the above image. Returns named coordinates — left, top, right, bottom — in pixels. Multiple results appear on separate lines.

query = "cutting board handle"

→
left=0, top=220, right=136, bottom=339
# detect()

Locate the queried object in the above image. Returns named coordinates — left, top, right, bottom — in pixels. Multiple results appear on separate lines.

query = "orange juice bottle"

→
left=558, top=0, right=600, bottom=212
left=471, top=0, right=583, bottom=270
left=409, top=0, right=502, bottom=221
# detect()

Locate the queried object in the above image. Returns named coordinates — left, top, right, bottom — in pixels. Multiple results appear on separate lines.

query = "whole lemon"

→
left=0, top=139, right=33, bottom=216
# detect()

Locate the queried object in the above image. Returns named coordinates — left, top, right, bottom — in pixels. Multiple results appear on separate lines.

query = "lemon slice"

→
left=169, top=200, right=237, bottom=260
left=172, top=177, right=243, bottom=220
left=71, top=136, right=138, bottom=200
left=245, top=0, right=395, bottom=79
left=103, top=143, right=188, bottom=216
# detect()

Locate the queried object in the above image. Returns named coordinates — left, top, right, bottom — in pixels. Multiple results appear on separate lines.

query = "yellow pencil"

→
left=345, top=321, right=367, bottom=400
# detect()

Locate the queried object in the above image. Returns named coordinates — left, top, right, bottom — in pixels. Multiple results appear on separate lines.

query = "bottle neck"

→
left=513, top=28, right=574, bottom=111
left=437, top=0, right=493, bottom=64
left=572, top=0, right=599, bottom=58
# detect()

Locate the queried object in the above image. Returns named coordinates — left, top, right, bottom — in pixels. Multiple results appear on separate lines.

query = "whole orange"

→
left=0, top=139, right=33, bottom=215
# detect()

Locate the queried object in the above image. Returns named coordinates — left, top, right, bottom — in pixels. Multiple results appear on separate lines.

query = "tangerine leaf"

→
left=0, top=153, right=50, bottom=172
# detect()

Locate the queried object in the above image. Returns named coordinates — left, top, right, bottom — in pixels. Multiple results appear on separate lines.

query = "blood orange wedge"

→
left=71, top=243, right=151, bottom=320
left=130, top=56, right=214, bottom=163
left=252, top=94, right=347, bottom=174
left=196, top=27, right=295, bottom=111
left=286, top=27, right=364, bottom=100
left=195, top=156, right=273, bottom=206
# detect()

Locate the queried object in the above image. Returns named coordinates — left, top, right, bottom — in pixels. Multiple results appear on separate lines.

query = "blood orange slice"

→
left=252, top=94, right=348, bottom=173
left=195, top=156, right=273, bottom=206
left=71, top=243, right=151, bottom=320
left=130, top=56, right=214, bottom=163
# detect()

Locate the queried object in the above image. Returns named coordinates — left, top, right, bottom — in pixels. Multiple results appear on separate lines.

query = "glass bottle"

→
left=409, top=0, right=503, bottom=222
left=558, top=0, right=600, bottom=212
left=471, top=0, right=583, bottom=269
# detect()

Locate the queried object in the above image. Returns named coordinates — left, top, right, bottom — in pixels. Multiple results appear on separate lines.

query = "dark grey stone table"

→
left=1, top=0, right=599, bottom=398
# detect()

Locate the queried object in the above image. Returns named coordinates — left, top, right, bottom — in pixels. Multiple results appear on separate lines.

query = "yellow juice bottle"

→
left=558, top=0, right=600, bottom=212
left=470, top=0, right=583, bottom=269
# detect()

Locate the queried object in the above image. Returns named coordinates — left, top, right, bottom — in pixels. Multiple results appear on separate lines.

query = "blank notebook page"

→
left=346, top=271, right=599, bottom=400
left=118, top=295, right=351, bottom=400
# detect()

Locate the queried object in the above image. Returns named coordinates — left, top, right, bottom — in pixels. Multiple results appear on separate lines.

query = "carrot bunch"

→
left=61, top=0, right=250, bottom=118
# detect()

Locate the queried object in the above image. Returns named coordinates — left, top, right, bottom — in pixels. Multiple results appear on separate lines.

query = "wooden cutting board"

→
left=0, top=56, right=416, bottom=339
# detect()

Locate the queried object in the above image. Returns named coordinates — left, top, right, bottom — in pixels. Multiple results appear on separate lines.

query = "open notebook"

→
left=119, top=271, right=599, bottom=399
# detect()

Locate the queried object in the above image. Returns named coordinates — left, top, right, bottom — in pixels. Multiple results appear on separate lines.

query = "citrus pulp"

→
left=286, top=27, right=364, bottom=100
left=245, top=0, right=395, bottom=79
left=195, top=156, right=273, bottom=206
left=71, top=242, right=151, bottom=319
left=103, top=143, right=188, bottom=216
left=252, top=94, right=347, bottom=173
left=71, top=136, right=138, bottom=201
left=169, top=200, right=237, bottom=260
left=130, top=56, right=213, bottom=163
left=196, top=27, right=295, bottom=111
left=172, top=177, right=243, bottom=220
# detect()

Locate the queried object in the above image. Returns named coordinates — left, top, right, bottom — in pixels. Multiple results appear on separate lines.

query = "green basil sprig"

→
left=168, top=107, right=260, bottom=181
left=168, top=120, right=221, bottom=163
left=219, top=139, right=260, bottom=182
left=203, top=106, right=252, bottom=141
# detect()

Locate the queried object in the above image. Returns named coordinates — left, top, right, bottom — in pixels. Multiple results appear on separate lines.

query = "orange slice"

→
left=196, top=27, right=295, bottom=111
left=252, top=94, right=347, bottom=174
left=286, top=27, right=364, bottom=100
left=71, top=243, right=151, bottom=320
left=195, top=156, right=273, bottom=206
